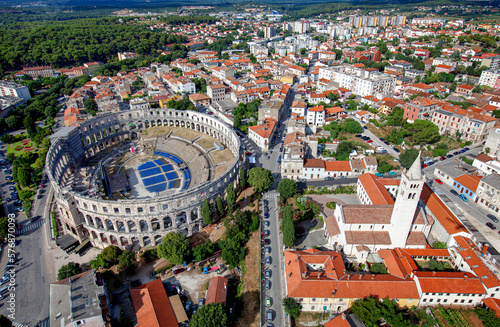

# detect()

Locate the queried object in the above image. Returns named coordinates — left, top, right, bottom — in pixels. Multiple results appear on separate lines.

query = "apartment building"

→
left=479, top=70, right=500, bottom=88
left=484, top=128, right=500, bottom=160
left=473, top=173, right=500, bottom=214
left=212, top=67, right=235, bottom=81
left=22, top=65, right=54, bottom=79
left=403, top=97, right=439, bottom=123
left=207, top=84, right=227, bottom=102
left=307, top=105, right=325, bottom=127
left=258, top=99, right=284, bottom=122
left=318, top=65, right=396, bottom=97
left=281, top=132, right=306, bottom=181
left=0, top=81, right=31, bottom=102
left=291, top=100, right=307, bottom=117
left=432, top=107, right=497, bottom=143
left=248, top=118, right=277, bottom=151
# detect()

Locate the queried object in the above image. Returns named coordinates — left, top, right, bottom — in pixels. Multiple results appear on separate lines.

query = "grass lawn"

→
left=6, top=139, right=39, bottom=158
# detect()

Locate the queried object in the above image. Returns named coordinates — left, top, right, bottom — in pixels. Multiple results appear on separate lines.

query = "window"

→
left=469, top=300, right=473, bottom=303
left=454, top=299, right=458, bottom=303
left=84, top=203, right=88, bottom=209
left=461, top=300, right=465, bottom=303
left=93, top=205, right=97, bottom=211
left=103, top=207, right=108, bottom=213
left=150, top=206, right=155, bottom=212
left=138, top=207, right=143, bottom=213
left=125, top=208, right=131, bottom=214
left=312, top=298, right=316, bottom=302
left=114, top=208, right=119, bottom=213
left=444, top=299, right=448, bottom=303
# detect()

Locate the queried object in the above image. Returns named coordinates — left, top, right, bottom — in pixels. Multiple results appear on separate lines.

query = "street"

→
left=0, top=149, right=53, bottom=326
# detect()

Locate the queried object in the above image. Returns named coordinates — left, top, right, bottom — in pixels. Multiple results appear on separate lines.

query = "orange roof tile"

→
left=324, top=161, right=351, bottom=172
left=483, top=298, right=500, bottom=318
left=206, top=276, right=228, bottom=305
left=131, top=279, right=179, bottom=327
left=358, top=173, right=395, bottom=205
left=454, top=174, right=481, bottom=192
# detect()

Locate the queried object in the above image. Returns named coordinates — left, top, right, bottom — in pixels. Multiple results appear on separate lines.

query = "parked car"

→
left=266, top=310, right=273, bottom=322
left=450, top=190, right=459, bottom=196
left=375, top=172, right=383, bottom=177
left=439, top=156, right=446, bottom=161
left=265, top=280, right=271, bottom=290
left=434, top=178, right=443, bottom=185
left=265, top=246, right=271, bottom=254
left=264, top=239, right=270, bottom=245
left=265, top=269, right=271, bottom=279
left=192, top=304, right=197, bottom=314
left=487, top=214, right=499, bottom=223
left=264, top=221, right=270, bottom=227
left=458, top=194, right=468, bottom=202
left=366, top=139, right=373, bottom=143
left=446, top=154, right=453, bottom=158
left=198, top=298, right=204, bottom=307
left=185, top=301, right=192, bottom=312
left=264, top=230, right=270, bottom=237
left=265, top=256, right=272, bottom=265
left=486, top=222, right=496, bottom=230
left=266, top=298, right=271, bottom=307
left=338, top=176, right=347, bottom=179
left=388, top=171, right=396, bottom=176
left=264, top=213, right=269, bottom=219
left=453, top=151, right=459, bottom=155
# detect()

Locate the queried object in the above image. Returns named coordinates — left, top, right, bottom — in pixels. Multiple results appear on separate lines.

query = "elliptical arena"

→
left=46, top=109, right=242, bottom=249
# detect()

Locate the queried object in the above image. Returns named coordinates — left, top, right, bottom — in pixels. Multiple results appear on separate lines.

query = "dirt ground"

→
left=235, top=230, right=261, bottom=327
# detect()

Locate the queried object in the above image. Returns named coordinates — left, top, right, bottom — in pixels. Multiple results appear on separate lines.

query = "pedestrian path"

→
left=15, top=220, right=45, bottom=236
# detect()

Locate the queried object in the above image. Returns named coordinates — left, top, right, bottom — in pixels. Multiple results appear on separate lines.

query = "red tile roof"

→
left=206, top=276, right=228, bottom=305
left=420, top=183, right=469, bottom=236
left=454, top=174, right=481, bottom=192
left=131, top=279, right=179, bottom=327
left=483, top=298, right=500, bottom=318
left=358, top=173, right=395, bottom=205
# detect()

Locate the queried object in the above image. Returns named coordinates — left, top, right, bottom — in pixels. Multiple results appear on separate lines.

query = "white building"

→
left=479, top=69, right=500, bottom=88
left=0, top=81, right=31, bottom=102
left=306, top=105, right=325, bottom=126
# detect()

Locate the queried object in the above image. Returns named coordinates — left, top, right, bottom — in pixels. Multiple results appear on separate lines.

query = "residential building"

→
left=456, top=84, right=475, bottom=96
left=130, top=98, right=150, bottom=110
left=258, top=99, right=284, bottom=122
left=0, top=80, right=31, bottom=102
left=482, top=55, right=500, bottom=70
left=433, top=162, right=478, bottom=187
left=473, top=153, right=500, bottom=175
left=302, top=158, right=325, bottom=179
left=479, top=70, right=500, bottom=88
left=291, top=100, right=307, bottom=117
left=212, top=67, right=235, bottom=81
left=248, top=118, right=277, bottom=151
left=264, top=26, right=276, bottom=39
left=403, top=97, right=439, bottom=123
left=49, top=270, right=107, bottom=327
left=452, top=174, right=481, bottom=201
left=188, top=93, right=211, bottom=107
left=307, top=105, right=325, bottom=127
left=207, top=84, right=226, bottom=102
left=131, top=279, right=179, bottom=327
left=281, top=132, right=306, bottom=181
left=473, top=173, right=500, bottom=214
left=22, top=65, right=54, bottom=79
left=84, top=62, right=101, bottom=75
left=206, top=276, right=229, bottom=306
left=484, top=128, right=500, bottom=160
left=431, top=107, right=497, bottom=143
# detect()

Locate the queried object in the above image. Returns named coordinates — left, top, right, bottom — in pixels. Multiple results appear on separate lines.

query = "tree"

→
left=377, top=161, right=393, bottom=173
left=432, top=241, right=447, bottom=249
left=101, top=245, right=123, bottom=265
left=220, top=232, right=246, bottom=267
left=282, top=297, right=302, bottom=319
left=118, top=250, right=138, bottom=273
left=190, top=303, right=228, bottom=327
left=226, top=183, right=236, bottom=213
left=202, top=199, right=212, bottom=225
left=278, top=178, right=297, bottom=199
left=157, top=231, right=191, bottom=265
left=57, top=262, right=81, bottom=280
left=350, top=297, right=382, bottom=326
left=336, top=141, right=353, bottom=161
left=0, top=217, right=8, bottom=239
left=90, top=253, right=111, bottom=269
left=428, top=259, right=444, bottom=271
left=216, top=196, right=224, bottom=217
left=248, top=167, right=273, bottom=193
left=370, top=263, right=387, bottom=274
left=282, top=204, right=296, bottom=247
left=399, top=148, right=420, bottom=169
left=16, top=166, right=32, bottom=187
left=239, top=167, right=247, bottom=188
left=193, top=239, right=216, bottom=262
left=407, top=120, right=440, bottom=144
left=84, top=97, right=98, bottom=116
left=342, top=120, right=363, bottom=134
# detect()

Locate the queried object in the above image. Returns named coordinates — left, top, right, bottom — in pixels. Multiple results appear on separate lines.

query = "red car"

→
left=434, top=178, right=443, bottom=184
left=40, top=184, right=45, bottom=188
left=366, top=140, right=373, bottom=143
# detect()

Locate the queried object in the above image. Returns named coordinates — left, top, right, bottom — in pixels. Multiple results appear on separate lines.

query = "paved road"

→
left=0, top=148, right=54, bottom=326
left=423, top=146, right=500, bottom=252
left=256, top=84, right=298, bottom=327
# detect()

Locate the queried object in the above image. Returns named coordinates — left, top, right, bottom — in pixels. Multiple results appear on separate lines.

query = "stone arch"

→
left=143, top=236, right=151, bottom=246
left=105, top=219, right=114, bottom=231
left=176, top=211, right=187, bottom=226
left=154, top=234, right=162, bottom=245
left=95, top=218, right=104, bottom=229
left=151, top=218, right=160, bottom=231
left=127, top=220, right=137, bottom=232
left=86, top=215, right=94, bottom=226
left=139, top=220, right=148, bottom=232
left=163, top=216, right=172, bottom=229
left=192, top=224, right=200, bottom=234
left=109, top=234, right=118, bottom=245
left=120, top=236, right=129, bottom=247
left=91, top=231, right=98, bottom=239
left=117, top=220, right=125, bottom=232
left=100, top=233, right=108, bottom=243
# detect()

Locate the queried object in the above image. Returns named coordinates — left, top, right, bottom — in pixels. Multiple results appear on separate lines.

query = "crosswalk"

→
left=11, top=317, right=49, bottom=327
left=15, top=220, right=45, bottom=236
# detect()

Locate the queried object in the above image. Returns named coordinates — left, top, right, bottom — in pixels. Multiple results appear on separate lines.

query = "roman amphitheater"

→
left=46, top=109, right=242, bottom=250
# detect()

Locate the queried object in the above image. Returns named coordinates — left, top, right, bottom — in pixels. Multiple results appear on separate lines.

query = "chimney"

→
left=482, top=244, right=489, bottom=256
left=464, top=274, right=468, bottom=280
left=371, top=274, right=375, bottom=280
